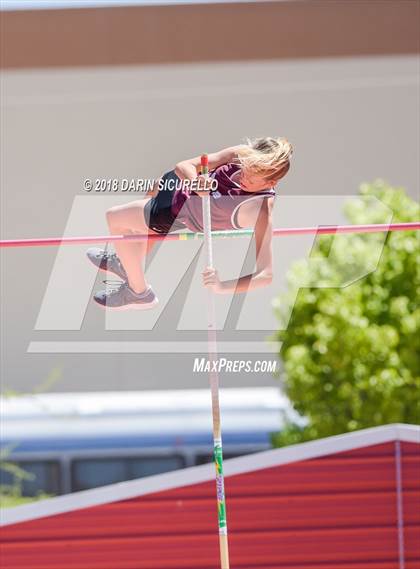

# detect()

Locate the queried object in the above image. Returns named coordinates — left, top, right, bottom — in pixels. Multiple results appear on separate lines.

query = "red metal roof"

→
left=1, top=424, right=419, bottom=568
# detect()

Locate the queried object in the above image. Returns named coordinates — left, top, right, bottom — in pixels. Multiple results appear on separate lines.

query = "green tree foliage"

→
left=0, top=444, right=37, bottom=508
left=272, top=180, right=419, bottom=447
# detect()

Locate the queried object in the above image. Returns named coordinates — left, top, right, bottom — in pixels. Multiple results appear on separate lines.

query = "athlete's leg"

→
left=106, top=199, right=155, bottom=294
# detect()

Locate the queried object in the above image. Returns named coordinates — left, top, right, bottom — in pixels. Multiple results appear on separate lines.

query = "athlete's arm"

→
left=146, top=146, right=243, bottom=198
left=174, top=146, right=243, bottom=180
left=203, top=198, right=274, bottom=294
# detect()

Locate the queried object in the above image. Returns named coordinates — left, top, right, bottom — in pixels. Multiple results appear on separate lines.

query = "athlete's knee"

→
left=106, top=201, right=143, bottom=232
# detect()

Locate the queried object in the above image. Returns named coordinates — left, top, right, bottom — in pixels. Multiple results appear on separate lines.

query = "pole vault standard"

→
left=201, top=153, right=230, bottom=568
left=0, top=222, right=419, bottom=248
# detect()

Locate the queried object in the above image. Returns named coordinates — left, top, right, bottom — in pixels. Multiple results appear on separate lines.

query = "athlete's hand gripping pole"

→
left=201, top=154, right=230, bottom=569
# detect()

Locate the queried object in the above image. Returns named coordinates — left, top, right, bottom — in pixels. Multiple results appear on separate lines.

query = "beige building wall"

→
left=1, top=1, right=419, bottom=392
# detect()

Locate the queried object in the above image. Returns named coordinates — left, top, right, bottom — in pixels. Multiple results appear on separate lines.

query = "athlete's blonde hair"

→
left=237, top=136, right=293, bottom=183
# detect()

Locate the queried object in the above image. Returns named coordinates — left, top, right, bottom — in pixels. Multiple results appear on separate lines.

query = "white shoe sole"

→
left=95, top=297, right=159, bottom=311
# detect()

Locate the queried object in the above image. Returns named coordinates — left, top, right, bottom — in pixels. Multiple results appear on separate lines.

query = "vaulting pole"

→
left=201, top=153, right=230, bottom=569
left=0, top=222, right=419, bottom=248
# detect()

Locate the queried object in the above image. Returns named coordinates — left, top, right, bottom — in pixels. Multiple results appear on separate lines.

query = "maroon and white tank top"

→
left=171, top=162, right=275, bottom=232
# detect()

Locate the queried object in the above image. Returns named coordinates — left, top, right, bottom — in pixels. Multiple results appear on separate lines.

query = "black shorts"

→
left=144, top=170, right=186, bottom=234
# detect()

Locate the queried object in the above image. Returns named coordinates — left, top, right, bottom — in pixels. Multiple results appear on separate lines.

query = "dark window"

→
left=128, top=456, right=184, bottom=478
left=72, top=458, right=126, bottom=491
left=71, top=455, right=185, bottom=492
left=0, top=460, right=61, bottom=497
